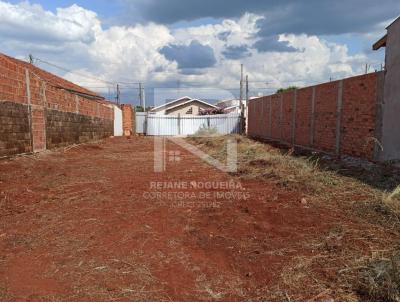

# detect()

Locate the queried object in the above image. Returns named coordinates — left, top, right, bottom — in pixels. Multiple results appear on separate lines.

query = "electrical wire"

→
left=33, top=56, right=143, bottom=86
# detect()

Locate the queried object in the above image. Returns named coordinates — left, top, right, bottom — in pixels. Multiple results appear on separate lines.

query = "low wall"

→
left=46, top=110, right=113, bottom=149
left=248, top=72, right=384, bottom=161
left=0, top=101, right=31, bottom=157
left=0, top=54, right=114, bottom=157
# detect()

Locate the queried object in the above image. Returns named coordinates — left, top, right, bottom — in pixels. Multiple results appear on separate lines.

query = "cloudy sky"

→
left=0, top=0, right=398, bottom=105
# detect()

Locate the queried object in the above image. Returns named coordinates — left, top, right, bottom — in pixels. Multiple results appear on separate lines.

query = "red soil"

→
left=0, top=137, right=397, bottom=301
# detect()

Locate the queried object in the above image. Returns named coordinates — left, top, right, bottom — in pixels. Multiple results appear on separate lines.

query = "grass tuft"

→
left=356, top=253, right=400, bottom=302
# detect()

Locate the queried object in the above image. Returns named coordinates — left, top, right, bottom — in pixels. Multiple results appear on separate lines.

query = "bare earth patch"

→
left=187, top=135, right=400, bottom=301
left=0, top=136, right=399, bottom=301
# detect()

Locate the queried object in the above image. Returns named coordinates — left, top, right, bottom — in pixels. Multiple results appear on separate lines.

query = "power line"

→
left=33, top=55, right=143, bottom=86
left=33, top=56, right=117, bottom=85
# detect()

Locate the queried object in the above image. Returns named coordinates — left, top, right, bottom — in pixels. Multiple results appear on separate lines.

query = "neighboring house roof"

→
left=216, top=99, right=238, bottom=108
left=1, top=53, right=105, bottom=100
left=223, top=105, right=240, bottom=111
left=216, top=99, right=249, bottom=109
left=386, top=16, right=400, bottom=30
left=151, top=96, right=217, bottom=112
left=373, top=16, right=400, bottom=51
left=165, top=99, right=218, bottom=112
left=151, top=96, right=191, bottom=111
left=373, top=34, right=387, bottom=50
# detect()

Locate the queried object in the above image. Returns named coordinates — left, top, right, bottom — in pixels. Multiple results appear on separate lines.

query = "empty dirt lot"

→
left=0, top=137, right=399, bottom=301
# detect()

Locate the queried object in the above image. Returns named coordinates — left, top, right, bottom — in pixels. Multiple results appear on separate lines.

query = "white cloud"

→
left=0, top=2, right=99, bottom=43
left=0, top=1, right=376, bottom=103
left=167, top=15, right=368, bottom=94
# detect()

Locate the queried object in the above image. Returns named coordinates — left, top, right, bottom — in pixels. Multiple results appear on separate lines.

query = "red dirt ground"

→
left=0, top=137, right=398, bottom=301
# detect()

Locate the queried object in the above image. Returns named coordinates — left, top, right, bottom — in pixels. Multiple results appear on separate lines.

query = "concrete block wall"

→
left=0, top=102, right=31, bottom=157
left=46, top=110, right=113, bottom=149
left=0, top=54, right=114, bottom=157
left=248, top=72, right=382, bottom=161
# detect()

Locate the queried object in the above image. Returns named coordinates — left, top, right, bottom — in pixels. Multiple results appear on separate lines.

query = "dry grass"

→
left=187, top=135, right=400, bottom=216
left=384, top=186, right=400, bottom=214
left=188, top=136, right=344, bottom=196
left=186, top=134, right=400, bottom=301
left=356, top=252, right=400, bottom=301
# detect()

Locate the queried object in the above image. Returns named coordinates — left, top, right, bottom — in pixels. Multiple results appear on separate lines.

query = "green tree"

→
left=276, top=86, right=298, bottom=94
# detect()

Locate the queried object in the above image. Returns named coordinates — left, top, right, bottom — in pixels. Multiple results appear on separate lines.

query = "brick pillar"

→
left=26, top=69, right=46, bottom=152
left=121, top=104, right=135, bottom=136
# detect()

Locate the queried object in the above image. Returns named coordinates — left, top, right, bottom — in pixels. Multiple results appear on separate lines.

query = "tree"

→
left=135, top=106, right=144, bottom=112
left=276, top=86, right=298, bottom=94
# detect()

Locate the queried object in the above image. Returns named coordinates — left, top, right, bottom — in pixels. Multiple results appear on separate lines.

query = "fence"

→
left=136, top=113, right=241, bottom=136
left=248, top=72, right=384, bottom=161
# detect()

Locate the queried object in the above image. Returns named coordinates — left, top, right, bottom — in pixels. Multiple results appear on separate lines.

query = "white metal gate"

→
left=113, top=105, right=123, bottom=136
left=136, top=112, right=147, bottom=134
left=136, top=113, right=241, bottom=136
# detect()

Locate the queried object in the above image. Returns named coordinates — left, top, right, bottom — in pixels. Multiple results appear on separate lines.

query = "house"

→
left=372, top=16, right=400, bottom=161
left=150, top=96, right=218, bottom=116
left=216, top=99, right=250, bottom=114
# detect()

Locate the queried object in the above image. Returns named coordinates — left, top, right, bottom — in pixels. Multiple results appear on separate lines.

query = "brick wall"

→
left=314, top=81, right=338, bottom=153
left=295, top=87, right=313, bottom=147
left=0, top=102, right=31, bottom=157
left=271, top=95, right=281, bottom=140
left=121, top=104, right=135, bottom=136
left=0, top=54, right=114, bottom=157
left=248, top=72, right=383, bottom=161
left=46, top=110, right=113, bottom=149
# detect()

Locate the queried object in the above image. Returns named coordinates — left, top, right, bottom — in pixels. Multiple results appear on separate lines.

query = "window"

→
left=186, top=107, right=193, bottom=114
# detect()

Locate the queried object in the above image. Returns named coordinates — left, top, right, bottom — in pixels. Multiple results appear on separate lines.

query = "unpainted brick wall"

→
left=248, top=72, right=382, bottom=161
left=121, top=104, right=135, bottom=136
left=271, top=95, right=282, bottom=140
left=314, top=81, right=338, bottom=153
left=295, top=87, right=313, bottom=147
left=0, top=54, right=114, bottom=157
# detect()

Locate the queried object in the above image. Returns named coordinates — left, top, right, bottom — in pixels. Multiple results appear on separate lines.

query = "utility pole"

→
left=139, top=82, right=143, bottom=108
left=239, top=64, right=244, bottom=134
left=142, top=84, right=146, bottom=112
left=116, top=84, right=120, bottom=105
left=244, top=75, right=249, bottom=135
left=239, top=64, right=244, bottom=104
left=245, top=75, right=249, bottom=102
